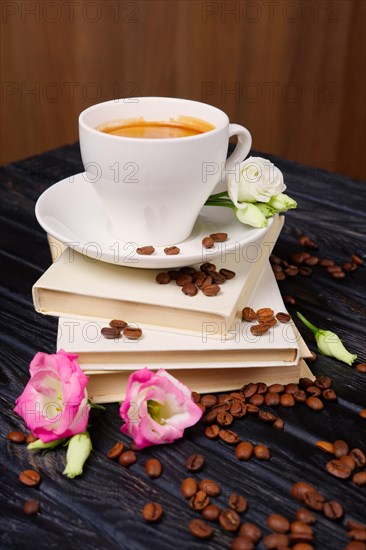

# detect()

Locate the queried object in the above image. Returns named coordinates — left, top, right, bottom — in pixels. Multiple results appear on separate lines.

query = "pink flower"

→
left=14, top=350, right=89, bottom=443
left=120, top=368, right=203, bottom=449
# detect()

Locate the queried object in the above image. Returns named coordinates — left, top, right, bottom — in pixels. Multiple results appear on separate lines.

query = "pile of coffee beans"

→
left=291, top=481, right=345, bottom=521
left=315, top=439, right=366, bottom=486
left=270, top=234, right=363, bottom=283
left=201, top=232, right=228, bottom=249
left=241, top=306, right=291, bottom=336
left=101, top=319, right=143, bottom=340
left=155, top=261, right=236, bottom=298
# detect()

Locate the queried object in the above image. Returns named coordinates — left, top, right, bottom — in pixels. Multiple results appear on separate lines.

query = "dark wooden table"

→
left=1, top=144, right=365, bottom=550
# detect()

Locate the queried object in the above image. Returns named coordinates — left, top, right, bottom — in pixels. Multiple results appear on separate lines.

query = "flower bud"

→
left=315, top=330, right=357, bottom=366
left=235, top=204, right=267, bottom=228
left=255, top=202, right=278, bottom=218
left=297, top=312, right=357, bottom=365
left=269, top=193, right=297, bottom=211
left=63, top=431, right=92, bottom=479
left=27, top=437, right=66, bottom=451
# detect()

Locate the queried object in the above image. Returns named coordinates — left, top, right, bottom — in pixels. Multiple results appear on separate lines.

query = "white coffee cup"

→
left=79, top=97, right=251, bottom=245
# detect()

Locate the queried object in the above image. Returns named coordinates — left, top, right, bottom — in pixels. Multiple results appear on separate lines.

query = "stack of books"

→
left=32, top=215, right=313, bottom=403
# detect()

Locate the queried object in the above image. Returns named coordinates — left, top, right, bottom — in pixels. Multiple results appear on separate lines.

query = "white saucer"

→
left=35, top=173, right=274, bottom=269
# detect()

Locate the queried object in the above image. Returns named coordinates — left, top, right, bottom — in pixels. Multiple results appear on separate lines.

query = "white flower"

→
left=228, top=157, right=286, bottom=208
left=63, top=431, right=92, bottom=478
left=269, top=193, right=297, bottom=211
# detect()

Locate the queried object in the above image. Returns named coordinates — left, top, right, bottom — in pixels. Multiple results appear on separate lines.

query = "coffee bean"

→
left=258, top=410, right=277, bottom=423
left=204, top=424, right=219, bottom=439
left=250, top=324, right=269, bottom=336
left=242, top=382, right=257, bottom=398
left=129, top=441, right=138, bottom=451
left=314, top=375, right=331, bottom=389
left=345, top=542, right=366, bottom=550
left=219, top=268, right=236, bottom=279
left=119, top=450, right=137, bottom=467
left=265, top=392, right=280, bottom=406
left=200, top=262, right=216, bottom=273
left=202, top=284, right=220, bottom=296
left=299, top=266, right=312, bottom=276
left=291, top=481, right=317, bottom=501
left=199, top=479, right=221, bottom=496
left=246, top=404, right=259, bottom=414
left=348, top=530, right=366, bottom=542
left=101, top=326, right=121, bottom=339
left=202, top=504, right=220, bottom=521
left=305, top=255, right=319, bottom=266
left=142, top=502, right=163, bottom=522
left=137, top=246, right=155, bottom=255
left=192, top=391, right=201, bottom=403
left=263, top=533, right=289, bottom=549
left=210, top=232, right=228, bottom=242
left=164, top=246, right=180, bottom=255
left=189, top=518, right=213, bottom=539
left=19, top=470, right=41, bottom=487
left=304, top=491, right=325, bottom=511
left=267, top=514, right=290, bottom=533
left=275, top=312, right=291, bottom=324
left=333, top=439, right=349, bottom=458
left=294, top=390, right=307, bottom=403
left=236, top=441, right=254, bottom=461
left=23, top=499, right=40, bottom=515
left=350, top=448, right=366, bottom=467
left=326, top=459, right=352, bottom=479
left=241, top=307, right=257, bottom=321
left=273, top=417, right=284, bottom=430
left=347, top=519, right=366, bottom=530
left=217, top=409, right=233, bottom=426
left=190, top=490, right=210, bottom=511
left=269, top=383, right=284, bottom=393
left=231, top=536, right=255, bottom=550
left=352, top=472, right=366, bottom=486
left=230, top=400, right=247, bottom=417
left=344, top=262, right=358, bottom=272
left=254, top=445, right=270, bottom=460
left=202, top=409, right=218, bottom=424
left=351, top=254, right=363, bottom=266
left=323, top=388, right=337, bottom=401
left=240, top=522, right=262, bottom=543
left=291, top=521, right=313, bottom=535
left=145, top=458, right=162, bottom=479
left=200, top=275, right=213, bottom=289
left=356, top=364, right=366, bottom=373
left=7, top=431, right=26, bottom=444
left=228, top=493, right=247, bottom=513
left=107, top=442, right=124, bottom=460
left=219, top=509, right=241, bottom=532
left=123, top=326, right=142, bottom=340
left=289, top=534, right=314, bottom=546
left=185, top=453, right=205, bottom=472
left=210, top=270, right=226, bottom=284
left=181, top=282, right=198, bottom=296
left=202, top=236, right=214, bottom=249
left=259, top=317, right=277, bottom=327
left=340, top=455, right=356, bottom=471
left=284, top=295, right=296, bottom=305
left=332, top=270, right=346, bottom=279
left=176, top=274, right=192, bottom=286
left=292, top=252, right=310, bottom=264
left=249, top=394, right=264, bottom=407
left=306, top=397, right=324, bottom=411
left=315, top=441, right=334, bottom=454
left=26, top=433, right=37, bottom=444
left=201, top=394, right=217, bottom=407
left=109, top=319, right=128, bottom=329
left=306, top=386, right=321, bottom=397
left=257, top=307, right=274, bottom=318
left=219, top=429, right=240, bottom=445
left=285, top=265, right=299, bottom=276
left=285, top=383, right=299, bottom=395
left=295, top=508, right=316, bottom=525
left=275, top=271, right=286, bottom=281
left=156, top=272, right=171, bottom=284
left=270, top=254, right=282, bottom=265
left=323, top=500, right=344, bottom=519
left=280, top=393, right=295, bottom=407
left=359, top=409, right=366, bottom=419
left=168, top=269, right=180, bottom=280
left=180, top=266, right=196, bottom=275
left=181, top=477, right=198, bottom=499
left=298, top=235, right=318, bottom=249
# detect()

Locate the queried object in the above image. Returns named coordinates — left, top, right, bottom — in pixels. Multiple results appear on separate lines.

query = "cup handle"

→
left=211, top=123, right=252, bottom=194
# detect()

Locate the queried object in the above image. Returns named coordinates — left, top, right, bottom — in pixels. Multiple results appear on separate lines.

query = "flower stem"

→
left=296, top=311, right=319, bottom=334
left=204, top=201, right=236, bottom=210
left=208, top=191, right=230, bottom=199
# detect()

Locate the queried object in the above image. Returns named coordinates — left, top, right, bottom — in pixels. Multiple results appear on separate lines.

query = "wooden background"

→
left=1, top=0, right=365, bottom=180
